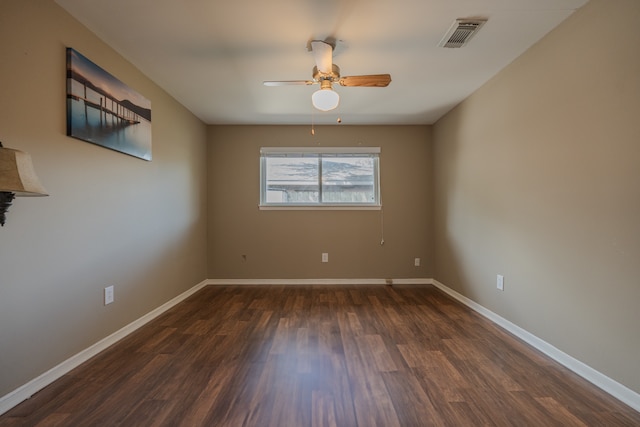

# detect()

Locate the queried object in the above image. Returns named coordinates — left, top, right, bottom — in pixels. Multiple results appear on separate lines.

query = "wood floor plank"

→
left=311, top=390, right=338, bottom=427
left=535, top=396, right=590, bottom=427
left=382, top=371, right=447, bottom=427
left=1, top=284, right=639, bottom=426
left=33, top=413, right=70, bottom=427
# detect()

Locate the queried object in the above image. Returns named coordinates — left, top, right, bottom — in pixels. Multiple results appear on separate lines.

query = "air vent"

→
left=438, top=19, right=487, bottom=48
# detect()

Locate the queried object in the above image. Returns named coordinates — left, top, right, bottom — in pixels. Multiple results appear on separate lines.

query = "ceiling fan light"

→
left=312, top=88, right=339, bottom=111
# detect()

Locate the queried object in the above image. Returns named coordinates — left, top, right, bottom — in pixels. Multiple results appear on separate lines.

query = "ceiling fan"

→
left=263, top=40, right=392, bottom=111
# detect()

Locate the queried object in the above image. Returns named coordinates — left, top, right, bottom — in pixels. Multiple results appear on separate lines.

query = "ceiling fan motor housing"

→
left=313, top=64, right=341, bottom=83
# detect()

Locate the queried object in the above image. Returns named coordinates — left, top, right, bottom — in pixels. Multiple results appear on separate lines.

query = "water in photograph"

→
left=68, top=79, right=152, bottom=161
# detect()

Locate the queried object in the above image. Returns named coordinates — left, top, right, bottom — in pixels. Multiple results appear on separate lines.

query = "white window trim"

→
left=259, top=205, right=382, bottom=211
left=260, top=147, right=381, bottom=155
left=259, top=147, right=382, bottom=210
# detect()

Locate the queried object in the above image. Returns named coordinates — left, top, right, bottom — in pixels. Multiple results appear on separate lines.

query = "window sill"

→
left=259, top=204, right=382, bottom=211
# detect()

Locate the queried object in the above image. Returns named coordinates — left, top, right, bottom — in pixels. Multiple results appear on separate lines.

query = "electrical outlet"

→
left=414, top=257, right=421, bottom=267
left=497, top=275, right=504, bottom=291
left=104, top=285, right=114, bottom=305
left=322, top=253, right=329, bottom=263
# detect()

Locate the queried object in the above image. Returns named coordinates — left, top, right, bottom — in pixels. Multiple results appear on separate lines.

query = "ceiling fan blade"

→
left=338, top=74, right=392, bottom=87
left=310, top=40, right=333, bottom=75
left=263, top=80, right=314, bottom=86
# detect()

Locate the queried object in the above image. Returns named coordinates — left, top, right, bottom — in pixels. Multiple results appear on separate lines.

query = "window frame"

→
left=259, top=146, right=381, bottom=210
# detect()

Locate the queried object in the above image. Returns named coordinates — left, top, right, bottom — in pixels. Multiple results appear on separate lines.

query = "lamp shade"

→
left=312, top=88, right=340, bottom=111
left=0, top=146, right=48, bottom=196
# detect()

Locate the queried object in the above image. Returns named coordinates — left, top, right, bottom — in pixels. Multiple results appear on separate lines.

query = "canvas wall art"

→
left=66, top=48, right=152, bottom=161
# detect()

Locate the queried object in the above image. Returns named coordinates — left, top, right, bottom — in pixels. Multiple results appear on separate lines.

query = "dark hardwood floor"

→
left=1, top=284, right=639, bottom=426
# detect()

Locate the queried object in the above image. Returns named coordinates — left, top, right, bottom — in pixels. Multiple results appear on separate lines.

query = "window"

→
left=260, top=147, right=381, bottom=209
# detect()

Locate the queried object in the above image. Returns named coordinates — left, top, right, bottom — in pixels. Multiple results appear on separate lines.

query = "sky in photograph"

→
left=68, top=48, right=150, bottom=109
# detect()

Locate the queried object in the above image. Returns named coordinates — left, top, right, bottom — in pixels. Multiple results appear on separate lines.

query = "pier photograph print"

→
left=66, top=48, right=152, bottom=161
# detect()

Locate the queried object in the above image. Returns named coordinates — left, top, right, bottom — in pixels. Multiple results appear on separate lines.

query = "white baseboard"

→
left=430, top=279, right=640, bottom=413
left=206, top=278, right=433, bottom=286
left=3, top=277, right=638, bottom=416
left=0, top=279, right=209, bottom=417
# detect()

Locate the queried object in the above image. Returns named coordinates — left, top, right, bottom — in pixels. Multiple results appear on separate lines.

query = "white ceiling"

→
left=55, top=0, right=588, bottom=125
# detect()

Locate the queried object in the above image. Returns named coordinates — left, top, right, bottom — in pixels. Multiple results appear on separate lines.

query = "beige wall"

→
left=0, top=1, right=208, bottom=396
left=207, top=125, right=433, bottom=279
left=433, top=0, right=640, bottom=394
